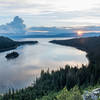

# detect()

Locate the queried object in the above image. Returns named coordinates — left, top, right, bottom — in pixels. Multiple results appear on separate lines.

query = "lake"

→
left=0, top=38, right=88, bottom=93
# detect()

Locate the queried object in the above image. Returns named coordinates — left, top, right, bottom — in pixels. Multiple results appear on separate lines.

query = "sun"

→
left=77, top=31, right=83, bottom=36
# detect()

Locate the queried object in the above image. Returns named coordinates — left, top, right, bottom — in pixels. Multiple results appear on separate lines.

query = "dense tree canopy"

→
left=1, top=37, right=100, bottom=100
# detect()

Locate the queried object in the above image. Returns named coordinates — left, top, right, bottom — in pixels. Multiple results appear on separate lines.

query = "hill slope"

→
left=0, top=36, right=38, bottom=52
left=50, top=36, right=100, bottom=64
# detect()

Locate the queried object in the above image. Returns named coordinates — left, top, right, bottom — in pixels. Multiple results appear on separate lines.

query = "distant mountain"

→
left=0, top=16, right=77, bottom=37
left=26, top=26, right=100, bottom=38
left=27, top=27, right=74, bottom=34
left=26, top=27, right=77, bottom=37
left=0, top=16, right=26, bottom=34
left=0, top=16, right=100, bottom=38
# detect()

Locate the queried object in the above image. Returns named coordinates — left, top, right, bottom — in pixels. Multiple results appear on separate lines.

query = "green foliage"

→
left=1, top=63, right=100, bottom=100
left=1, top=36, right=100, bottom=100
left=36, top=91, right=57, bottom=100
left=81, top=83, right=100, bottom=93
left=56, top=86, right=83, bottom=100
left=36, top=86, right=83, bottom=100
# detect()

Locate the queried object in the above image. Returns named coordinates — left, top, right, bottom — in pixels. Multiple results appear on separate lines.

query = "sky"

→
left=0, top=0, right=100, bottom=27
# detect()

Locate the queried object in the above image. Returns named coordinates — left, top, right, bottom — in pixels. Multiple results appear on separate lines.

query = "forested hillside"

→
left=1, top=37, right=100, bottom=100
left=0, top=36, right=38, bottom=52
left=50, top=36, right=100, bottom=64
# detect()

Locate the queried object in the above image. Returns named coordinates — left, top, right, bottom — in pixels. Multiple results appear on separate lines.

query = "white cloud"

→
left=0, top=0, right=100, bottom=27
left=0, top=0, right=99, bottom=14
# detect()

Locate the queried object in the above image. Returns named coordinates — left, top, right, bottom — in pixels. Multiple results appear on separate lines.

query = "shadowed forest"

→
left=0, top=37, right=100, bottom=100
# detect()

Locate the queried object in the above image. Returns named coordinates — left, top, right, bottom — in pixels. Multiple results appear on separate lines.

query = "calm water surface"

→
left=0, top=38, right=88, bottom=93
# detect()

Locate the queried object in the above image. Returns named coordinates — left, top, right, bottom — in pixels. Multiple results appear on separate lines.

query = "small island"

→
left=0, top=36, right=38, bottom=52
left=5, top=52, right=19, bottom=60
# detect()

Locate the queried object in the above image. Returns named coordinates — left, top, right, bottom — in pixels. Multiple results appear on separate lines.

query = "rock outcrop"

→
left=83, top=88, right=100, bottom=100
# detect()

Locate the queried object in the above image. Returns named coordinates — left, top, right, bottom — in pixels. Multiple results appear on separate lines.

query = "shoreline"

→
left=0, top=36, right=38, bottom=53
left=50, top=36, right=100, bottom=65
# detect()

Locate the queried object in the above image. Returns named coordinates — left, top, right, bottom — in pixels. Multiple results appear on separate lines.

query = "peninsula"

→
left=0, top=36, right=38, bottom=52
left=50, top=36, right=100, bottom=65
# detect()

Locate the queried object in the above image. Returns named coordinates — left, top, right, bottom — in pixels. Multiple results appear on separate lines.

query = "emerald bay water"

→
left=0, top=38, right=88, bottom=93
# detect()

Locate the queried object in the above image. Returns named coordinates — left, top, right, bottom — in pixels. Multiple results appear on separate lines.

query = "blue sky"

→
left=0, top=0, right=100, bottom=27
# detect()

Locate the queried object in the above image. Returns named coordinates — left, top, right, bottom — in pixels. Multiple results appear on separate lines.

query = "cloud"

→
left=0, top=16, right=26, bottom=34
left=0, top=0, right=99, bottom=15
left=0, top=0, right=100, bottom=27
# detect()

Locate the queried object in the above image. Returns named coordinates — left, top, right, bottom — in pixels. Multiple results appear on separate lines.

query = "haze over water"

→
left=0, top=38, right=88, bottom=93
